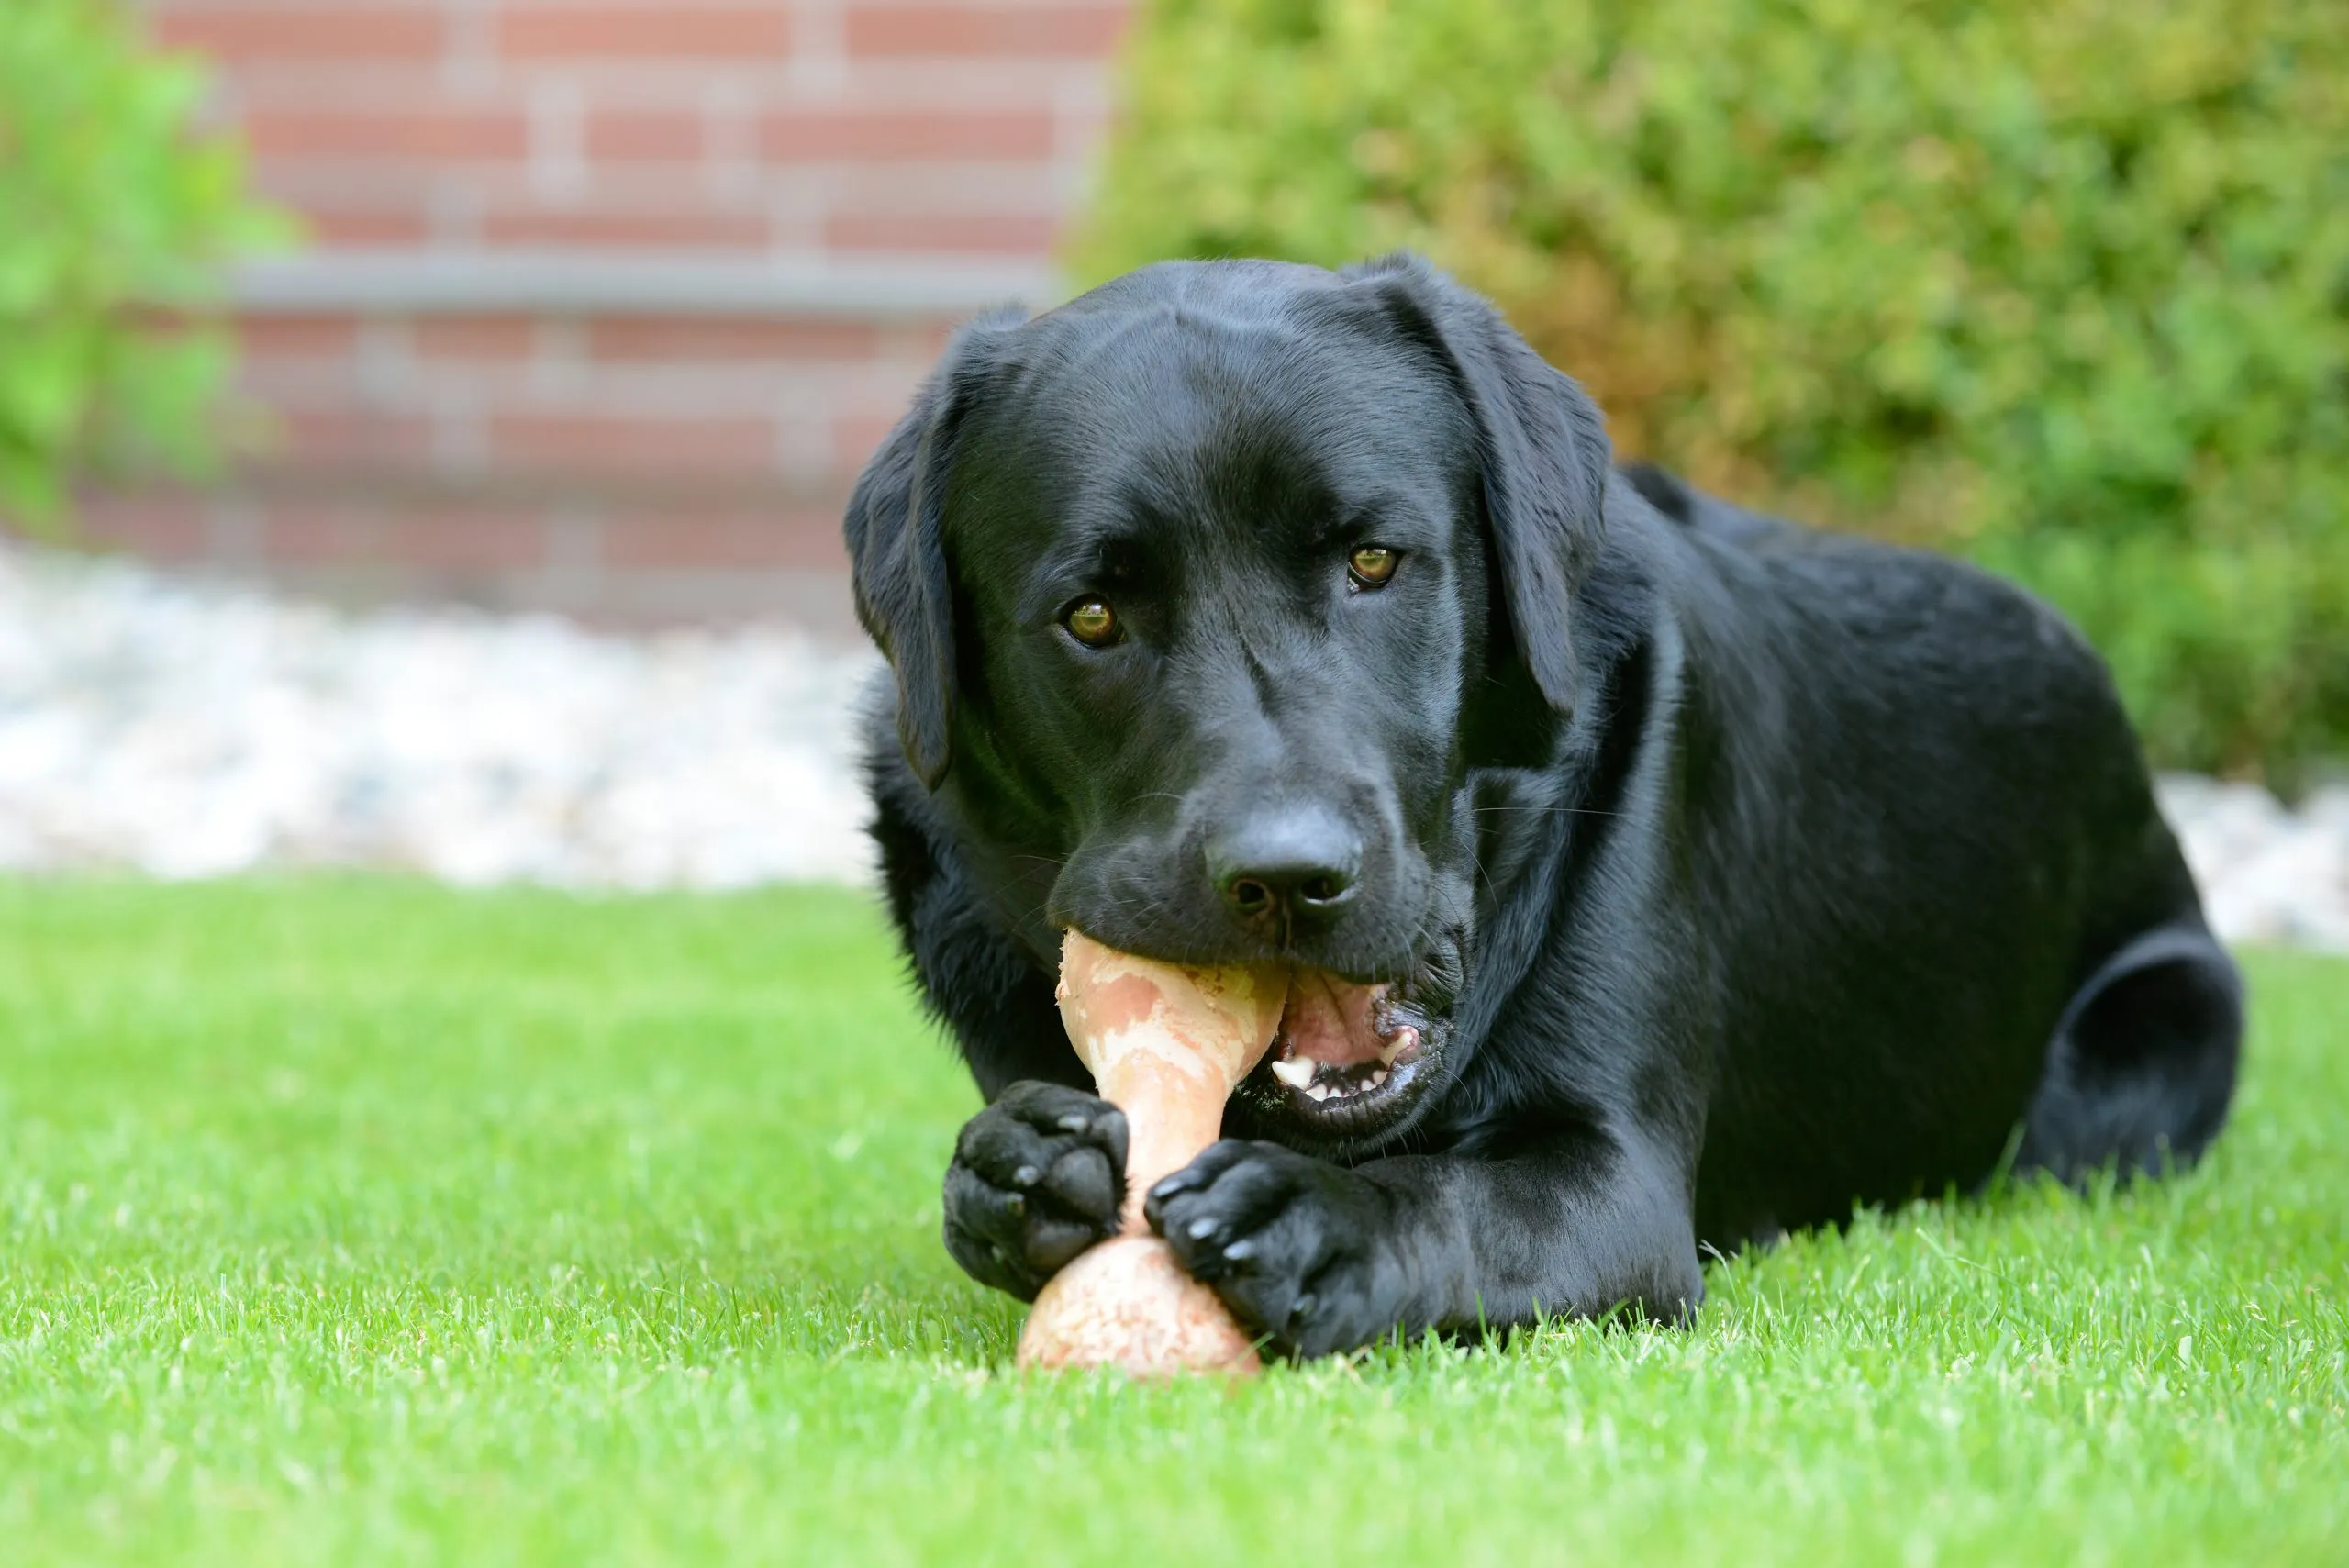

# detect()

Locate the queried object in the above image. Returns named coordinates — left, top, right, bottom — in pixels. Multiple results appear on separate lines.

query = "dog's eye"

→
left=1063, top=597, right=1122, bottom=648
left=1348, top=545, right=1398, bottom=589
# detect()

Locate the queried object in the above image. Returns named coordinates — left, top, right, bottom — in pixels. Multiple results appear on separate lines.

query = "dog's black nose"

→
left=1207, top=807, right=1363, bottom=929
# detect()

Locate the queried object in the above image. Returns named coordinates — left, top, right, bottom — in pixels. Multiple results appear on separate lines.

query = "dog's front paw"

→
left=1143, top=1140, right=1396, bottom=1357
left=943, top=1081, right=1128, bottom=1301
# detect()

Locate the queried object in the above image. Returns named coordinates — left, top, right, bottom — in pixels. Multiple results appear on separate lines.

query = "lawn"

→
left=0, top=880, right=2341, bottom=1566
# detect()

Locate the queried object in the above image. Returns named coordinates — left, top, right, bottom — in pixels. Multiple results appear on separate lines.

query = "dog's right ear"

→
left=843, top=309, right=1021, bottom=790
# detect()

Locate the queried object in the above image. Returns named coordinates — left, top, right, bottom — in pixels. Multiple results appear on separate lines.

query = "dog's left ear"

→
left=843, top=307, right=1022, bottom=789
left=1339, top=253, right=1611, bottom=716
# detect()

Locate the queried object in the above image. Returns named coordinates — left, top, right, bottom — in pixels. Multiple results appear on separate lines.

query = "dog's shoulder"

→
left=858, top=671, right=1076, bottom=1098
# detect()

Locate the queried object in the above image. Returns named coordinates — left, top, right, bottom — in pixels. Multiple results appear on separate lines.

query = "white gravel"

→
left=0, top=545, right=881, bottom=889
left=2158, top=774, right=2349, bottom=954
left=2, top=544, right=2343, bottom=951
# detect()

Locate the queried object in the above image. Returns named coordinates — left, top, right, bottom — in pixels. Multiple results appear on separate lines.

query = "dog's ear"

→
left=843, top=309, right=1021, bottom=788
left=1341, top=253, right=1611, bottom=716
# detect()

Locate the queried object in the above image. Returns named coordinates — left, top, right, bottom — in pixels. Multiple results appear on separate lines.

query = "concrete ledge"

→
left=232, top=249, right=1067, bottom=319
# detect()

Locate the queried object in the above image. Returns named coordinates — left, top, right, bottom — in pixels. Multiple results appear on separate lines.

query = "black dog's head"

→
left=848, top=255, right=1612, bottom=1151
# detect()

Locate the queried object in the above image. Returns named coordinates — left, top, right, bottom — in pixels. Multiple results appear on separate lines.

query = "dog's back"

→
left=1619, top=465, right=2242, bottom=1242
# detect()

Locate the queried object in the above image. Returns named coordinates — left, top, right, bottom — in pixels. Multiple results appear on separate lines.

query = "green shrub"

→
left=0, top=0, right=284, bottom=526
left=1076, top=0, right=2349, bottom=781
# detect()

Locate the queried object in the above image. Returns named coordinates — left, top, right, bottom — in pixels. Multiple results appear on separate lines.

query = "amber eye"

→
left=1348, top=545, right=1398, bottom=588
left=1063, top=597, right=1121, bottom=647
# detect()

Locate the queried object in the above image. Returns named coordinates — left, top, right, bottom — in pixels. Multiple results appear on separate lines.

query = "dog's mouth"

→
left=1232, top=960, right=1453, bottom=1144
left=1265, top=971, right=1426, bottom=1100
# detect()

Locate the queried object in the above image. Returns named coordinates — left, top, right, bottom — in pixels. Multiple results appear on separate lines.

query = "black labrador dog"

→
left=845, top=253, right=2242, bottom=1357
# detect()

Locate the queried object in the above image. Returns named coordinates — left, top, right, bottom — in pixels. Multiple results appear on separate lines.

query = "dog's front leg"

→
left=1142, top=1134, right=1701, bottom=1356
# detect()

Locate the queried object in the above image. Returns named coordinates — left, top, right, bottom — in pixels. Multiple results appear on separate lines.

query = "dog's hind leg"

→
left=2015, top=923, right=2243, bottom=1184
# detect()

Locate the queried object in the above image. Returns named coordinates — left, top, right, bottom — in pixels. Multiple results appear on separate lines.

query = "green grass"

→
left=0, top=880, right=2342, bottom=1566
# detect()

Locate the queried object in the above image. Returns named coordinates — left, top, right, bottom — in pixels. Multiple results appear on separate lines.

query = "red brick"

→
left=409, top=317, right=544, bottom=366
left=151, top=6, right=447, bottom=66
left=831, top=409, right=906, bottom=473
left=894, top=318, right=964, bottom=360
left=759, top=106, right=1057, bottom=161
left=236, top=317, right=365, bottom=361
left=262, top=508, right=395, bottom=568
left=584, top=108, right=707, bottom=161
left=478, top=207, right=773, bottom=248
left=247, top=164, right=439, bottom=221
left=601, top=510, right=846, bottom=570
left=487, top=412, right=776, bottom=477
left=243, top=105, right=529, bottom=163
left=266, top=409, right=437, bottom=468
left=75, top=495, right=214, bottom=562
left=842, top=5, right=1127, bottom=59
left=824, top=206, right=1062, bottom=254
left=298, top=208, right=437, bottom=246
left=495, top=6, right=792, bottom=62
left=400, top=510, right=555, bottom=573
left=261, top=506, right=549, bottom=572
left=587, top=317, right=884, bottom=363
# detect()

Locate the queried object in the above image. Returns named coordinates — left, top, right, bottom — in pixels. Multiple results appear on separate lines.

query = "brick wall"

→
left=81, top=0, right=1131, bottom=636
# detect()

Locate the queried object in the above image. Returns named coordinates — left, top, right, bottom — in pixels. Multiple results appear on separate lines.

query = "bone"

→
left=1013, top=929, right=1286, bottom=1375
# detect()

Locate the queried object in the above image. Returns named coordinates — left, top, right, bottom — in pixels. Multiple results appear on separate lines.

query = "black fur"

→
left=848, top=255, right=2243, bottom=1353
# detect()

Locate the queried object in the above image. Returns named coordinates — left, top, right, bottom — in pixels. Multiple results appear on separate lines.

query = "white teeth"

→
left=1283, top=1051, right=1403, bottom=1107
left=1377, top=1028, right=1419, bottom=1067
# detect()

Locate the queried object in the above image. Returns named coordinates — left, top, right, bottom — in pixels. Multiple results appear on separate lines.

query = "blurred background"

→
left=0, top=0, right=2343, bottom=940
left=19, top=0, right=1126, bottom=635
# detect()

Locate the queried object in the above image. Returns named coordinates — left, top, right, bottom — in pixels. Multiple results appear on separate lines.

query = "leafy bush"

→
left=0, top=0, right=284, bottom=525
left=1076, top=0, right=2349, bottom=781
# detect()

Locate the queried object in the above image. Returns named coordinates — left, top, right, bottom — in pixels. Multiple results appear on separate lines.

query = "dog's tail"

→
left=2015, top=920, right=2243, bottom=1184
